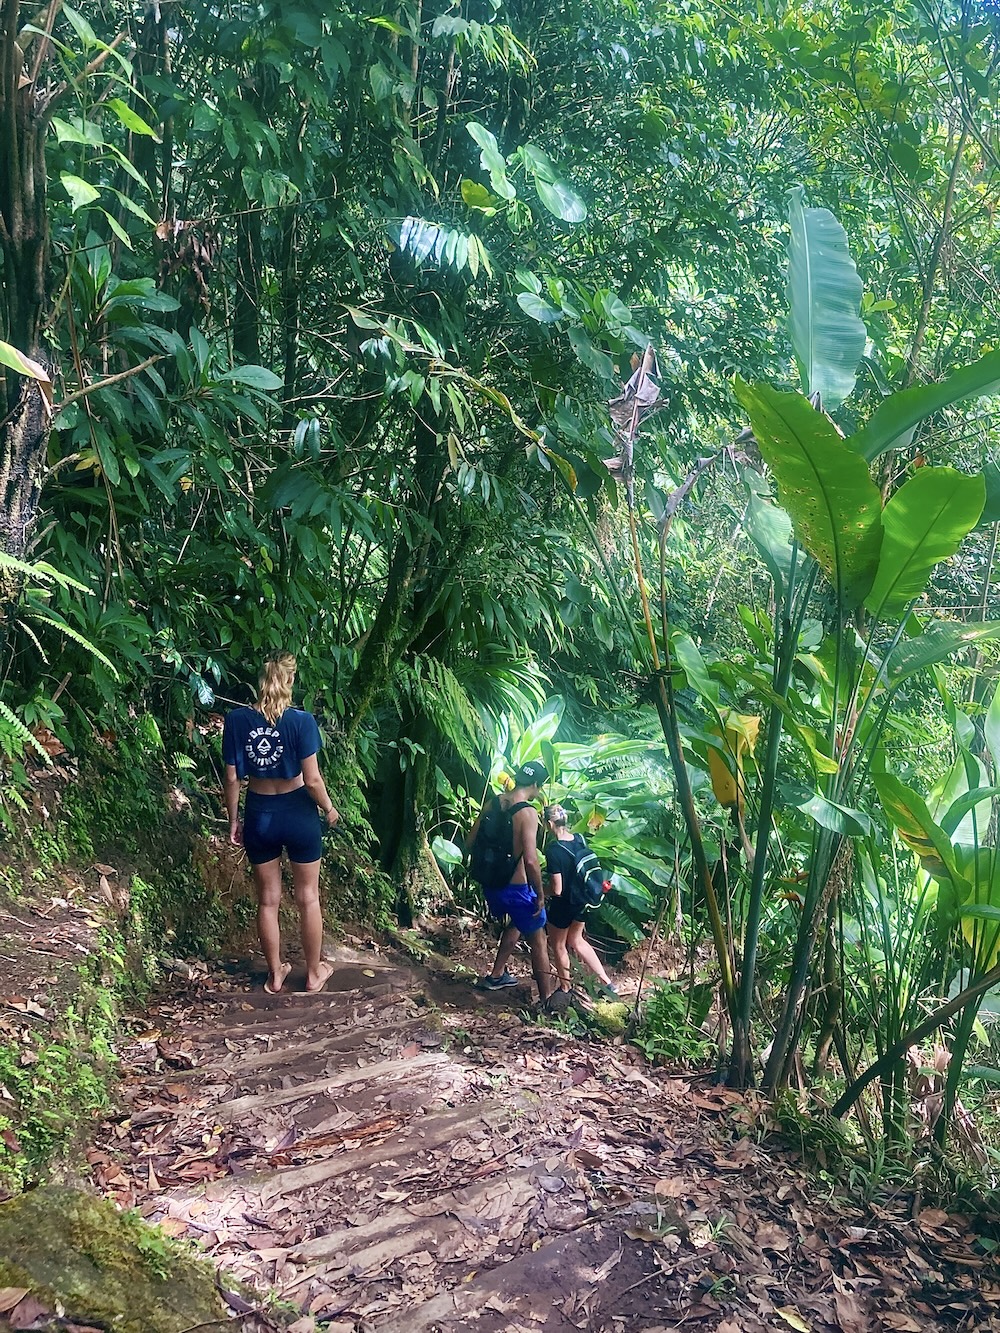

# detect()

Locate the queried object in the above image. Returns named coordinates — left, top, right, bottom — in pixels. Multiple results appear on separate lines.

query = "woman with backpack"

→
left=543, top=805, right=617, bottom=997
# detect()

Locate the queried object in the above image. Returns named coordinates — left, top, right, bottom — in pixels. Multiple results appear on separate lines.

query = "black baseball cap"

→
left=513, top=760, right=549, bottom=788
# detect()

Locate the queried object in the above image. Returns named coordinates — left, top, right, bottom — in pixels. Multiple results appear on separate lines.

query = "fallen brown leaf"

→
left=0, top=1289, right=29, bottom=1315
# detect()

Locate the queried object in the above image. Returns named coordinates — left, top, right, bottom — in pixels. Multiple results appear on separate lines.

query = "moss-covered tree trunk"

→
left=0, top=0, right=51, bottom=609
left=391, top=712, right=451, bottom=924
left=345, top=400, right=445, bottom=733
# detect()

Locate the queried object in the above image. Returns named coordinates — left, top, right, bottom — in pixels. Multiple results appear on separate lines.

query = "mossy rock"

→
left=590, top=999, right=629, bottom=1036
left=0, top=1186, right=228, bottom=1332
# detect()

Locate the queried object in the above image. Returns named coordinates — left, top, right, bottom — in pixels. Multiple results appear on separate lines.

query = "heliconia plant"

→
left=719, top=188, right=1000, bottom=1095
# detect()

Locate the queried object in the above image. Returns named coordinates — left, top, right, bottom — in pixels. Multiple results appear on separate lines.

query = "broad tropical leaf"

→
left=864, top=467, right=985, bottom=619
left=786, top=185, right=866, bottom=408
left=744, top=475, right=794, bottom=599
left=0, top=340, right=49, bottom=385
left=874, top=771, right=965, bottom=887
left=798, top=792, right=871, bottom=837
left=941, top=787, right=1000, bottom=840
left=734, top=380, right=882, bottom=606
left=849, top=348, right=1000, bottom=462
left=988, top=680, right=1000, bottom=779
left=885, top=621, right=1000, bottom=689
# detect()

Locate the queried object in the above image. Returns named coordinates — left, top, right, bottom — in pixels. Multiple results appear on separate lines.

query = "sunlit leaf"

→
left=534, top=176, right=587, bottom=223
left=865, top=467, right=985, bottom=619
left=786, top=185, right=866, bottom=408
left=61, top=173, right=101, bottom=211
left=734, top=380, right=882, bottom=606
left=517, top=292, right=562, bottom=323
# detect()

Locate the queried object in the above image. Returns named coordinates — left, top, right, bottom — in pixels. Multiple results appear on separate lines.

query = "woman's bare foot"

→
left=263, top=961, right=292, bottom=995
left=305, top=959, right=334, bottom=993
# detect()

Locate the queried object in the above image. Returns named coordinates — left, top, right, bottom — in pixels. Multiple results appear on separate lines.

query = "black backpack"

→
left=469, top=798, right=532, bottom=889
left=566, top=834, right=608, bottom=910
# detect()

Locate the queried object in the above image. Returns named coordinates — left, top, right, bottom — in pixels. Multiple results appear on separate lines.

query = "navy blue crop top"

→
left=222, top=706, right=321, bottom=780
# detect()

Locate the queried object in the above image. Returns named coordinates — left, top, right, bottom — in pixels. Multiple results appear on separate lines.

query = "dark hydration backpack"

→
left=470, top=798, right=532, bottom=889
left=568, top=834, right=610, bottom=910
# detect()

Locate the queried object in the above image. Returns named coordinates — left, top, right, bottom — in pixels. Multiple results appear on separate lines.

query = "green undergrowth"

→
left=633, top=978, right=715, bottom=1066
left=0, top=729, right=216, bottom=1190
left=0, top=928, right=125, bottom=1193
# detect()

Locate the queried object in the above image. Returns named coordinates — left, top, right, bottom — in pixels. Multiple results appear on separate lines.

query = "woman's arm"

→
left=549, top=871, right=563, bottom=898
left=302, top=753, right=339, bottom=826
left=224, top=764, right=243, bottom=845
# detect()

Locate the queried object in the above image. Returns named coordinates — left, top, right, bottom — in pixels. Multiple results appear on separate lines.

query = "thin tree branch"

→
left=57, top=354, right=163, bottom=408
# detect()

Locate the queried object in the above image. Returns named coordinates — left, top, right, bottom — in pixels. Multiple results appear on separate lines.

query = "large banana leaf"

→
left=734, top=379, right=882, bottom=606
left=864, top=467, right=985, bottom=619
left=786, top=185, right=867, bottom=409
left=848, top=348, right=1000, bottom=462
left=885, top=620, right=1000, bottom=689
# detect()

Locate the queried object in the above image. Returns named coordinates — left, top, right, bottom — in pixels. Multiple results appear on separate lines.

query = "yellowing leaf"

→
left=776, top=1308, right=810, bottom=1332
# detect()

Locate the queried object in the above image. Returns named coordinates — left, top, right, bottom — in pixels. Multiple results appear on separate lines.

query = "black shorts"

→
left=546, top=894, right=586, bottom=930
left=243, top=787, right=323, bottom=866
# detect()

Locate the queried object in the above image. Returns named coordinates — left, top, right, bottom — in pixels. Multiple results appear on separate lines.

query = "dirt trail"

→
left=87, top=946, right=1000, bottom=1332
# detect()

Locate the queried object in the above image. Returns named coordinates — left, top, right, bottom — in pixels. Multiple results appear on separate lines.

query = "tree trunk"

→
left=233, top=209, right=262, bottom=365
left=0, top=0, right=52, bottom=611
left=390, top=717, right=451, bottom=924
left=279, top=209, right=298, bottom=430
left=344, top=400, right=444, bottom=732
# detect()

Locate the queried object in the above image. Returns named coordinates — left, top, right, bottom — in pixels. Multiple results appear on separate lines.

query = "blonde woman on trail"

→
left=543, top=804, right=618, bottom=998
left=223, top=652, right=339, bottom=995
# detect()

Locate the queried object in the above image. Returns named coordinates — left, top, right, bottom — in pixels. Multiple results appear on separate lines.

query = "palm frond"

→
left=399, top=655, right=488, bottom=769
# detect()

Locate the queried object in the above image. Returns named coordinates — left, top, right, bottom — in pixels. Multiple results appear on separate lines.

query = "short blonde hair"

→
left=256, top=651, right=296, bottom=725
left=544, top=804, right=568, bottom=826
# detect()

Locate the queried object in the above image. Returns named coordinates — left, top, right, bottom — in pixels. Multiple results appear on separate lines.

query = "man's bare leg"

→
left=527, top=928, right=555, bottom=1001
left=489, top=923, right=520, bottom=978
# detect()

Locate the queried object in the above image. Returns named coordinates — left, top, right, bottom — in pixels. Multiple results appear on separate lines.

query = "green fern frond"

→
left=597, top=902, right=645, bottom=946
left=28, top=613, right=119, bottom=677
left=0, top=551, right=92, bottom=594
left=16, top=616, right=48, bottom=664
left=0, top=699, right=51, bottom=764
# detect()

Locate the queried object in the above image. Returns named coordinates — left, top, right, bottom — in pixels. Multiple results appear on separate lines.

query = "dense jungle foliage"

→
left=6, top=0, right=1000, bottom=1177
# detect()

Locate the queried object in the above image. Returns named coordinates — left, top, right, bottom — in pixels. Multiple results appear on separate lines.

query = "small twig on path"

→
left=613, top=1267, right=664, bottom=1300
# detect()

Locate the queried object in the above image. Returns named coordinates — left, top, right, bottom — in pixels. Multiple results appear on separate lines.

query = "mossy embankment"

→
left=0, top=1188, right=228, bottom=1332
left=0, top=731, right=280, bottom=1327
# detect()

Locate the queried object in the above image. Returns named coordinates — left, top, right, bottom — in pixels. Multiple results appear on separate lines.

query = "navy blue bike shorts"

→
left=485, top=882, right=546, bottom=935
left=243, top=786, right=323, bottom=866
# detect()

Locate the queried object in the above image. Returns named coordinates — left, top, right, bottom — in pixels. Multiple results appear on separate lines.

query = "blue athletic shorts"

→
left=485, top=882, right=546, bottom=935
left=243, top=787, right=323, bottom=866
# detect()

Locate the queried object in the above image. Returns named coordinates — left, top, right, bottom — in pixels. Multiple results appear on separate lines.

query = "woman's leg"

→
left=548, top=924, right=571, bottom=990
left=291, top=858, right=333, bottom=991
left=567, top=921, right=612, bottom=986
left=254, top=859, right=289, bottom=992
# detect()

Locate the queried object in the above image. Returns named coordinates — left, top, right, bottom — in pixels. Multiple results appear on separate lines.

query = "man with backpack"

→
left=466, top=760, right=555, bottom=1003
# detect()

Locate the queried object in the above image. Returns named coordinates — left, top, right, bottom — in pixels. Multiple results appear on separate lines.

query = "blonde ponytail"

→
left=256, top=651, right=296, bottom=725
